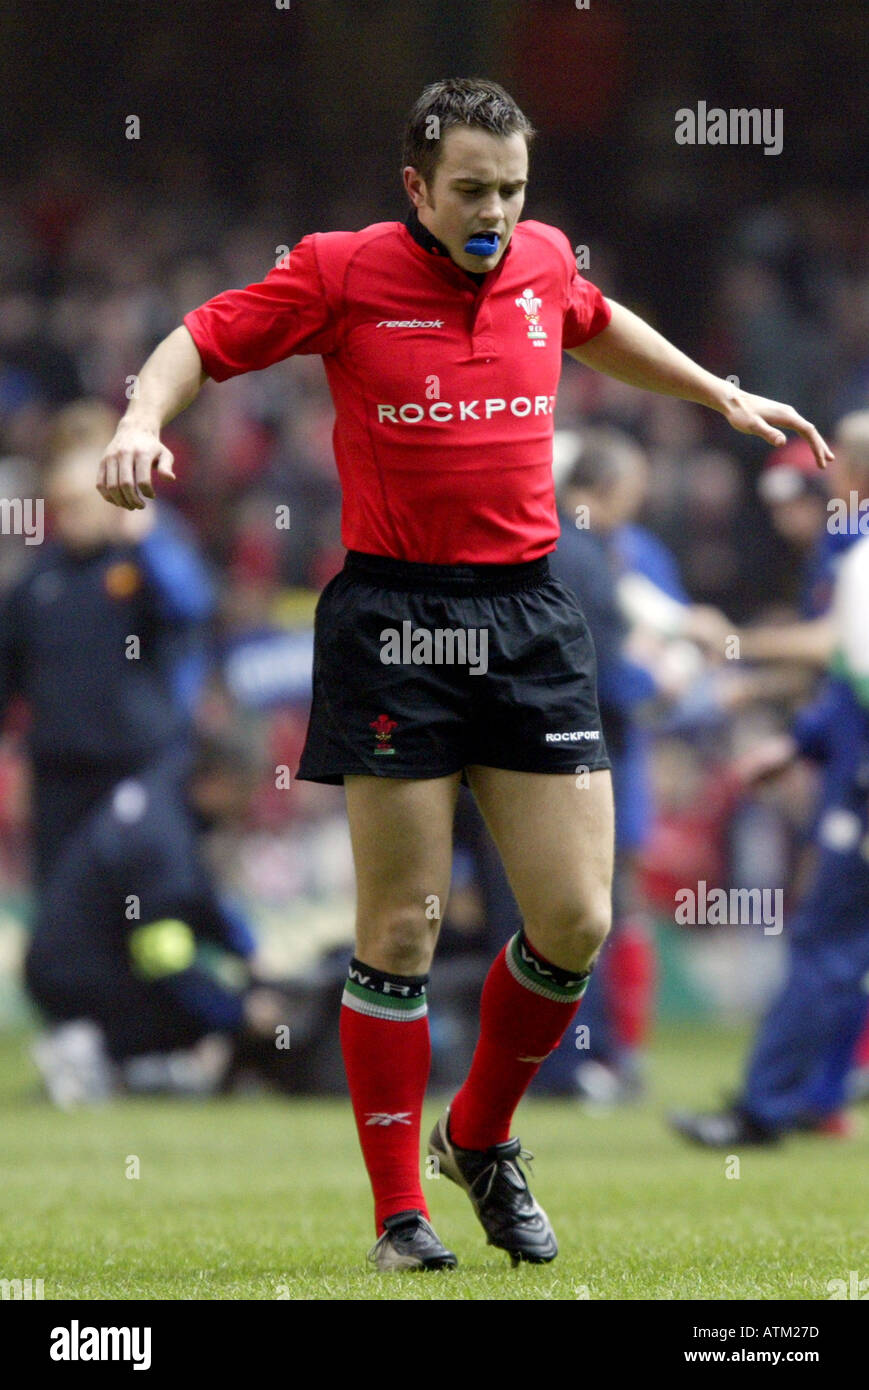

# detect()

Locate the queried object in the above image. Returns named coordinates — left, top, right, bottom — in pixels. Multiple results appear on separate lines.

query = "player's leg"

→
left=429, top=765, right=613, bottom=1264
left=346, top=771, right=461, bottom=974
left=342, top=770, right=462, bottom=1267
left=453, top=765, right=614, bottom=1139
left=294, top=552, right=475, bottom=1265
left=538, top=849, right=656, bottom=1104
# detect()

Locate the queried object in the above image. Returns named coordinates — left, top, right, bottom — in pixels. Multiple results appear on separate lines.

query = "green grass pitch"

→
left=1, top=1022, right=865, bottom=1301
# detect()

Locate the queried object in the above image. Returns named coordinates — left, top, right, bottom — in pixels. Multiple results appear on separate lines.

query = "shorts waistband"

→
left=343, top=550, right=552, bottom=595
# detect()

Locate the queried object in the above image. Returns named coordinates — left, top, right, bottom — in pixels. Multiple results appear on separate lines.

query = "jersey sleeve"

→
left=562, top=265, right=612, bottom=350
left=183, top=233, right=340, bottom=381
left=552, top=228, right=611, bottom=350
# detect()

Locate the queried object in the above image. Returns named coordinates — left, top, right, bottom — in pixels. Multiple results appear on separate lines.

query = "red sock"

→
left=607, top=917, right=656, bottom=1049
left=450, top=931, right=590, bottom=1150
left=340, top=958, right=431, bottom=1233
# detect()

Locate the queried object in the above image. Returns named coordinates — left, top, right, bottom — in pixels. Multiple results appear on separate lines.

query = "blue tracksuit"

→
left=741, top=677, right=869, bottom=1128
left=738, top=527, right=868, bottom=1128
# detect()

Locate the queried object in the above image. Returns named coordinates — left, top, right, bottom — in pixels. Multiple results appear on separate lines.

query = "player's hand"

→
left=97, top=420, right=176, bottom=510
left=719, top=387, right=833, bottom=470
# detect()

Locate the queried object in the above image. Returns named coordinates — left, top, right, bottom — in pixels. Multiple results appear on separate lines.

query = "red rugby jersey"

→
left=183, top=219, right=611, bottom=564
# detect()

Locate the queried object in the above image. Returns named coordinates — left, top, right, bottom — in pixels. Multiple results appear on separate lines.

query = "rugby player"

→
left=96, top=78, right=832, bottom=1271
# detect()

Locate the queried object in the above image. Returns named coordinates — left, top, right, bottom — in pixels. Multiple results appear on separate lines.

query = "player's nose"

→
left=477, top=199, right=504, bottom=226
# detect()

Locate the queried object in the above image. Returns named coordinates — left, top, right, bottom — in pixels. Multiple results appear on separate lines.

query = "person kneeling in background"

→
left=25, top=732, right=291, bottom=1106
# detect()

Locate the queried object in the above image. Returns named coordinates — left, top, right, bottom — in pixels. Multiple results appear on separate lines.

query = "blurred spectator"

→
left=670, top=425, right=869, bottom=1145
left=0, top=409, right=214, bottom=886
left=25, top=732, right=293, bottom=1106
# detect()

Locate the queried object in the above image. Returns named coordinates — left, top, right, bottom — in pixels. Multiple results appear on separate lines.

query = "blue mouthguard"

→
left=463, top=231, right=500, bottom=256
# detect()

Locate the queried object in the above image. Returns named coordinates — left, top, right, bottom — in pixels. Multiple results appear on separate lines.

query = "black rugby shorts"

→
left=296, top=550, right=611, bottom=784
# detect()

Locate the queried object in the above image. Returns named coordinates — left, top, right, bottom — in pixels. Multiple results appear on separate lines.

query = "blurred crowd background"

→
left=1, top=0, right=867, bottom=1072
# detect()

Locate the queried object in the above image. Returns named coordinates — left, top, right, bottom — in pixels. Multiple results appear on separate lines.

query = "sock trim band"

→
left=506, top=932, right=590, bottom=1003
left=348, top=958, right=427, bottom=995
left=342, top=981, right=428, bottom=1021
left=342, top=960, right=428, bottom=1021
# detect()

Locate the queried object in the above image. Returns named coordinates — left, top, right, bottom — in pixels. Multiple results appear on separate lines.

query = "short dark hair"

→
left=401, top=77, right=536, bottom=188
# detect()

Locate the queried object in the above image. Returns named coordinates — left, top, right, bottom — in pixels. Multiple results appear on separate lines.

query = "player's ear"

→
left=402, top=165, right=422, bottom=205
left=403, top=165, right=432, bottom=212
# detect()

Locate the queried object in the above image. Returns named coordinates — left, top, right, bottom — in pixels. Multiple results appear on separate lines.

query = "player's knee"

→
left=356, top=909, right=437, bottom=975
left=529, top=894, right=612, bottom=968
left=587, top=890, right=613, bottom=946
left=568, top=908, right=611, bottom=963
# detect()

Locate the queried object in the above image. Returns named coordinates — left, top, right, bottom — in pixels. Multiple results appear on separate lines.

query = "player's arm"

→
left=99, top=235, right=340, bottom=512
left=97, top=326, right=208, bottom=511
left=567, top=300, right=833, bottom=469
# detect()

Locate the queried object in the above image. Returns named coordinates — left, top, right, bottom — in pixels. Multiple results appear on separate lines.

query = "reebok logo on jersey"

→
left=545, top=730, right=601, bottom=742
left=376, top=319, right=445, bottom=328
left=365, top=1112, right=412, bottom=1126
left=377, top=395, right=556, bottom=424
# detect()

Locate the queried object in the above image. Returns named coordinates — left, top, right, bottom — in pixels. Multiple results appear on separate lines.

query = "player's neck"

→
left=404, top=205, right=486, bottom=286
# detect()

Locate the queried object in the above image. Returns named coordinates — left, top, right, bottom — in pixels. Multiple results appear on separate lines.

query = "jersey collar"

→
left=401, top=206, right=510, bottom=292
